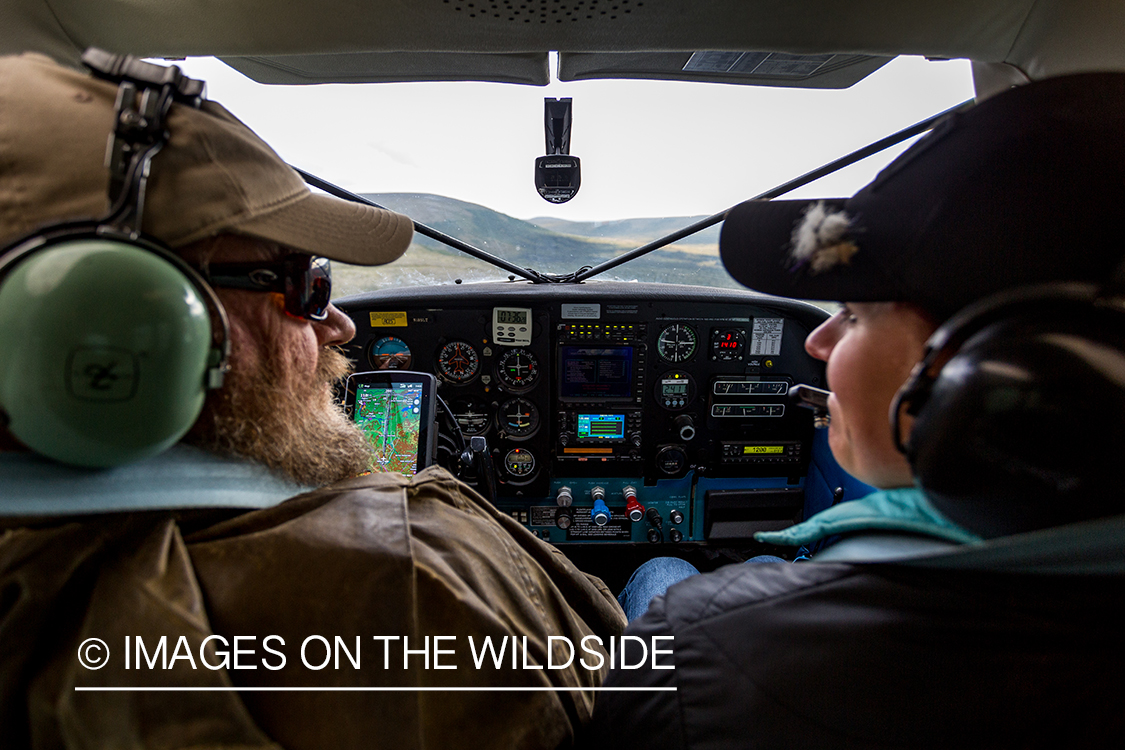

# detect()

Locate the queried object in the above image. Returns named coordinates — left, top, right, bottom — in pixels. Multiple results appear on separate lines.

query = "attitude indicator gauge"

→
left=436, top=341, right=480, bottom=384
left=657, top=324, right=698, bottom=363
left=368, top=335, right=412, bottom=370
left=497, top=348, right=539, bottom=390
left=497, top=398, right=540, bottom=439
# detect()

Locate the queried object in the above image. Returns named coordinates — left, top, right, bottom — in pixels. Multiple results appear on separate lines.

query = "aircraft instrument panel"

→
left=337, top=282, right=828, bottom=546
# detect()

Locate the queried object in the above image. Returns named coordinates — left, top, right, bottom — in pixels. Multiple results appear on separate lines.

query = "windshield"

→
left=171, top=55, right=974, bottom=295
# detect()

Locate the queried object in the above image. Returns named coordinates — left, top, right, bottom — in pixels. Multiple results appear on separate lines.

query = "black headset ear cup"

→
left=903, top=287, right=1125, bottom=537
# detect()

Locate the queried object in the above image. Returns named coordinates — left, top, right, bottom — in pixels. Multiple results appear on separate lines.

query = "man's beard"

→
left=185, top=347, right=374, bottom=486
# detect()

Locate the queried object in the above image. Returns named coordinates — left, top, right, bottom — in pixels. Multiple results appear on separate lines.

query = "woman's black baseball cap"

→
left=720, top=72, right=1125, bottom=321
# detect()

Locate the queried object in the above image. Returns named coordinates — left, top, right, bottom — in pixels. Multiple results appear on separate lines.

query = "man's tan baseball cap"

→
left=0, top=52, right=414, bottom=264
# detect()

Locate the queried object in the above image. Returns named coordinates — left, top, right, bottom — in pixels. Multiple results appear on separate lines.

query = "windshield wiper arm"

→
left=293, top=168, right=547, bottom=284
left=572, top=98, right=974, bottom=283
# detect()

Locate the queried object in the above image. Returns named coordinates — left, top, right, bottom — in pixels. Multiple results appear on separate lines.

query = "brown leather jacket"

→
left=0, top=466, right=626, bottom=750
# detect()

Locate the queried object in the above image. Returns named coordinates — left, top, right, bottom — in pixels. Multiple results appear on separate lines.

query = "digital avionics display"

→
left=354, top=382, right=424, bottom=475
left=661, top=378, right=689, bottom=397
left=743, top=445, right=785, bottom=454
left=559, top=346, right=633, bottom=400
left=577, top=413, right=626, bottom=440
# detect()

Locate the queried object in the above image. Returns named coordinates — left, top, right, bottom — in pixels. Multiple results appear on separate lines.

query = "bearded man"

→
left=0, top=52, right=624, bottom=750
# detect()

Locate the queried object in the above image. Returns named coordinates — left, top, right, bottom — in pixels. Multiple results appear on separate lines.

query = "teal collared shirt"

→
left=756, top=487, right=982, bottom=548
left=0, top=444, right=315, bottom=516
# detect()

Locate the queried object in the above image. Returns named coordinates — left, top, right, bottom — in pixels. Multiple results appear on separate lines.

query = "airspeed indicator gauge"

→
left=657, top=324, right=697, bottom=363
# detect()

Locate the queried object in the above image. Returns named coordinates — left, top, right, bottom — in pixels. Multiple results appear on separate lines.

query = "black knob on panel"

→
left=555, top=507, right=575, bottom=530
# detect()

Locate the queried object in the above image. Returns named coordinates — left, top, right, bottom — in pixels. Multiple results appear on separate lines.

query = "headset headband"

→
left=0, top=50, right=230, bottom=467
left=81, top=49, right=230, bottom=387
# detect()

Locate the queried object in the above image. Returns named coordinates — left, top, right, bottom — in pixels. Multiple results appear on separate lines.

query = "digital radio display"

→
left=743, top=445, right=785, bottom=454
left=559, top=346, right=633, bottom=400
left=577, top=413, right=626, bottom=440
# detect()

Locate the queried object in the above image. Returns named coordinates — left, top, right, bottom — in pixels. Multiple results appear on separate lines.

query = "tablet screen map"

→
left=354, top=382, right=424, bottom=475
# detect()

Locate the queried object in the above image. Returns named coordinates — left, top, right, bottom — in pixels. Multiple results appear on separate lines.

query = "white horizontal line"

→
left=75, top=686, right=675, bottom=692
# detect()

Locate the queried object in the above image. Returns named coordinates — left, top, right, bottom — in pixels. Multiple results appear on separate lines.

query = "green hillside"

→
left=362, top=193, right=616, bottom=274
left=331, top=193, right=741, bottom=296
left=528, top=215, right=721, bottom=246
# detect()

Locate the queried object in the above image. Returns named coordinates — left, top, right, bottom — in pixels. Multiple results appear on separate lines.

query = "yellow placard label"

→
left=743, top=446, right=784, bottom=454
left=369, top=311, right=407, bottom=327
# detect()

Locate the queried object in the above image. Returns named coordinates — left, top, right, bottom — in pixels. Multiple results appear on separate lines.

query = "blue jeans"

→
left=617, top=555, right=787, bottom=622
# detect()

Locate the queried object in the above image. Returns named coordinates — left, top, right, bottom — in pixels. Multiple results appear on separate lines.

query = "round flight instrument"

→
left=436, top=341, right=480, bottom=384
left=497, top=348, right=539, bottom=390
left=503, top=448, right=536, bottom=477
left=657, top=324, right=697, bottom=363
left=448, top=396, right=490, bottom=436
left=656, top=445, right=688, bottom=475
left=368, top=335, right=412, bottom=370
left=656, top=370, right=695, bottom=410
left=497, top=397, right=540, bottom=439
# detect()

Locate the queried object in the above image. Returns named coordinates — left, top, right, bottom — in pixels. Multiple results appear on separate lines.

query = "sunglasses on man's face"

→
left=199, top=254, right=332, bottom=321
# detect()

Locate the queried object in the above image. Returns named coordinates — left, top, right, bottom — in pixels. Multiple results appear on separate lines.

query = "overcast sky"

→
left=172, top=55, right=974, bottom=223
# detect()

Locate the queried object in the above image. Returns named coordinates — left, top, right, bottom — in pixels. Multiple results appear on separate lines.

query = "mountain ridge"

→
left=339, top=192, right=740, bottom=292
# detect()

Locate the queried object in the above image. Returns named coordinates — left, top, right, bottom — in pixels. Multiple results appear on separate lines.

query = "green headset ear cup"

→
left=0, top=238, right=213, bottom=467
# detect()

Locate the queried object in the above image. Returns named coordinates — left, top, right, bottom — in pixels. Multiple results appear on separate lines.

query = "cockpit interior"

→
left=4, top=0, right=1124, bottom=586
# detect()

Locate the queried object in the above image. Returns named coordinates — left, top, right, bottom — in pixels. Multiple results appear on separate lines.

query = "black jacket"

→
left=587, top=521, right=1125, bottom=749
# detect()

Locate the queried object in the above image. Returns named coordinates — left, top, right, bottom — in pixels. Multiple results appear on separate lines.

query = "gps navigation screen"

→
left=353, top=381, right=424, bottom=475
left=559, top=346, right=633, bottom=400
